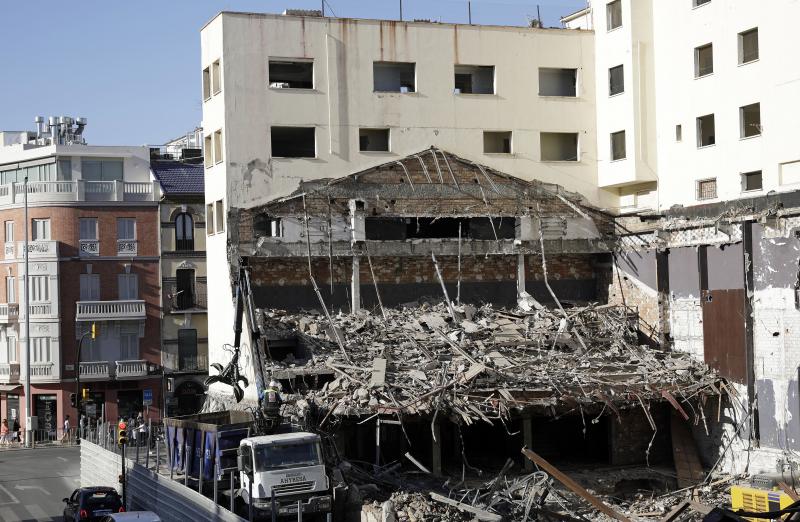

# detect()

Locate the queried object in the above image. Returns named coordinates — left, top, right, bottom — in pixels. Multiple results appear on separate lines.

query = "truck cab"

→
left=238, top=432, right=332, bottom=520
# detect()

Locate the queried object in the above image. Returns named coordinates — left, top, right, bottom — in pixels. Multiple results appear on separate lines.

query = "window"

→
left=359, top=129, right=390, bottom=152
left=79, top=218, right=97, bottom=240
left=215, top=200, right=224, bottom=233
left=28, top=275, right=48, bottom=302
left=269, top=60, right=314, bottom=89
left=609, top=65, right=624, bottom=96
left=213, top=130, right=223, bottom=164
left=694, top=44, right=713, bottom=77
left=82, top=159, right=123, bottom=181
left=211, top=60, right=221, bottom=95
left=606, top=0, right=622, bottom=30
left=120, top=326, right=139, bottom=360
left=178, top=329, right=199, bottom=370
left=176, top=269, right=195, bottom=310
left=31, top=219, right=50, bottom=240
left=742, top=170, right=763, bottom=192
left=738, top=28, right=759, bottom=64
left=611, top=131, right=626, bottom=160
left=175, top=213, right=194, bottom=251
left=4, top=221, right=12, bottom=243
left=538, top=68, right=577, bottom=97
left=58, top=159, right=72, bottom=180
left=373, top=62, right=416, bottom=92
left=80, top=274, right=100, bottom=301
left=484, top=131, right=512, bottom=154
left=740, top=103, right=761, bottom=138
left=697, top=179, right=717, bottom=200
left=454, top=65, right=495, bottom=94
left=540, top=132, right=579, bottom=161
left=254, top=214, right=283, bottom=238
left=693, top=0, right=710, bottom=6
left=271, top=127, right=316, bottom=158
left=203, top=135, right=212, bottom=168
left=30, top=338, right=50, bottom=363
left=117, top=218, right=136, bottom=240
left=676, top=124, right=683, bottom=142
left=202, top=67, right=211, bottom=99
left=696, top=114, right=715, bottom=147
left=118, top=273, right=138, bottom=300
left=6, top=276, right=15, bottom=304
left=6, top=337, right=16, bottom=363
left=206, top=203, right=215, bottom=235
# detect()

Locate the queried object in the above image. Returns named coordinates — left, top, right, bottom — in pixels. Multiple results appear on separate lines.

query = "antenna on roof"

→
left=321, top=0, right=324, bottom=16
left=468, top=1, right=472, bottom=24
left=399, top=0, right=403, bottom=21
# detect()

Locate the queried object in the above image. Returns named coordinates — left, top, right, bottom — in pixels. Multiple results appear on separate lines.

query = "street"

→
left=0, top=446, right=80, bottom=521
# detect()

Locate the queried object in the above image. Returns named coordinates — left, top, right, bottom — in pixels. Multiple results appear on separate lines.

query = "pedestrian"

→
left=79, top=414, right=87, bottom=439
left=12, top=418, right=20, bottom=444
left=0, top=419, right=8, bottom=445
left=61, top=415, right=70, bottom=443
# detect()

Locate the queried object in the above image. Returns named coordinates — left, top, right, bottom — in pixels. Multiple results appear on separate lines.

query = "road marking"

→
left=15, top=484, right=50, bottom=495
left=25, top=503, right=49, bottom=520
left=0, top=484, right=18, bottom=505
left=57, top=456, right=68, bottom=462
left=0, top=507, right=16, bottom=520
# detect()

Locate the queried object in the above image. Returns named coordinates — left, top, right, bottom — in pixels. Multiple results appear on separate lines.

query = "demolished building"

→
left=203, top=149, right=732, bottom=520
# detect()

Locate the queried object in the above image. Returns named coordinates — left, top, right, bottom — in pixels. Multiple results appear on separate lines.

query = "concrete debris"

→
left=257, top=299, right=719, bottom=422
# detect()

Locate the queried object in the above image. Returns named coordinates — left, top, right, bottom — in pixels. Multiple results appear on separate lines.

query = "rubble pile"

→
left=258, top=299, right=719, bottom=421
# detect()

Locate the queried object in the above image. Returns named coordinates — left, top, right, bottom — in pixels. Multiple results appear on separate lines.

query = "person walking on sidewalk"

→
left=12, top=418, right=19, bottom=445
left=61, top=415, right=71, bottom=443
left=0, top=419, right=9, bottom=445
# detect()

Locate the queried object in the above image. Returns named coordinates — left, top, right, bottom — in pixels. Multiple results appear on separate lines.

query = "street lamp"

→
left=75, top=323, right=96, bottom=443
left=23, top=176, right=31, bottom=448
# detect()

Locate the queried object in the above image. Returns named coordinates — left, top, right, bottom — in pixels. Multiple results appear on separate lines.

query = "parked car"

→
left=99, top=512, right=161, bottom=522
left=62, top=487, right=124, bottom=521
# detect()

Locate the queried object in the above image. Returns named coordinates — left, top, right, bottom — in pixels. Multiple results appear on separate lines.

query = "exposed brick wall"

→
left=608, top=404, right=671, bottom=465
left=608, top=265, right=661, bottom=336
left=250, top=254, right=598, bottom=287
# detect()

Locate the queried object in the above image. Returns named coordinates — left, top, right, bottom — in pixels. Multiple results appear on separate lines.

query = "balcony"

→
left=116, top=359, right=148, bottom=379
left=76, top=300, right=146, bottom=322
left=79, top=361, right=111, bottom=381
left=117, top=240, right=138, bottom=256
left=16, top=240, right=57, bottom=259
left=0, top=180, right=160, bottom=206
left=30, top=363, right=54, bottom=379
left=0, top=303, right=19, bottom=323
left=163, top=280, right=207, bottom=313
left=162, top=352, right=208, bottom=373
left=0, top=363, right=20, bottom=383
left=79, top=239, right=99, bottom=257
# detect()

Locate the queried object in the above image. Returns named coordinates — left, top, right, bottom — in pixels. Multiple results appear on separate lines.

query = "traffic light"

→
left=70, top=393, right=77, bottom=408
left=118, top=420, right=128, bottom=447
left=90, top=322, right=97, bottom=340
left=81, top=387, right=89, bottom=400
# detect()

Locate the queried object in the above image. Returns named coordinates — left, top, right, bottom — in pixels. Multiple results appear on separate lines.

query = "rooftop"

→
left=151, top=160, right=204, bottom=195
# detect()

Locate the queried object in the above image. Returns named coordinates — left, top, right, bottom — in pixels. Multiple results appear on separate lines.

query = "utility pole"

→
left=468, top=1, right=472, bottom=24
left=321, top=0, right=324, bottom=16
left=399, top=0, right=403, bottom=21
left=23, top=176, right=31, bottom=448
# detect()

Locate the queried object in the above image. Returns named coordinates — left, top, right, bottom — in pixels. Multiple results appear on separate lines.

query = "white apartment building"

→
left=567, top=0, right=800, bottom=210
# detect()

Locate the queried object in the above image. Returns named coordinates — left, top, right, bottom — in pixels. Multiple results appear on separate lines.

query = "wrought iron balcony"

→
left=162, top=280, right=207, bottom=313
left=79, top=239, right=99, bottom=257
left=117, top=239, right=138, bottom=256
left=76, top=300, right=146, bottom=322
left=162, top=352, right=208, bottom=373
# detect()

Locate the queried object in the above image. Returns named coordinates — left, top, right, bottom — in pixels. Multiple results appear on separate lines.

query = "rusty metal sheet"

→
left=701, top=289, right=747, bottom=383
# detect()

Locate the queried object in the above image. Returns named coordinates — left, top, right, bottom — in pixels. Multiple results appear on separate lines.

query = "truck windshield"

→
left=253, top=441, right=322, bottom=471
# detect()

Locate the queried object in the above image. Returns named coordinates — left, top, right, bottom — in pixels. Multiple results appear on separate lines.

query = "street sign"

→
left=143, top=389, right=153, bottom=406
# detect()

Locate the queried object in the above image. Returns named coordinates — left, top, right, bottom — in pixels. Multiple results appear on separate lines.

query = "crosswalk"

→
left=0, top=503, right=56, bottom=521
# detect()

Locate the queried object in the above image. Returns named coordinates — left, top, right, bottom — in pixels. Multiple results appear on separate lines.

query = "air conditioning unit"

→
left=270, top=82, right=290, bottom=89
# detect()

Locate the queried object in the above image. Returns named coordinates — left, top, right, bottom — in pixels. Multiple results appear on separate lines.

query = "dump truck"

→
left=163, top=411, right=332, bottom=521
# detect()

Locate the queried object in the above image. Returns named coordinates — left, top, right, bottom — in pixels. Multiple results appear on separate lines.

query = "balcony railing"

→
left=117, top=239, right=138, bottom=256
left=116, top=359, right=148, bottom=379
left=0, top=303, right=19, bottom=323
left=16, top=240, right=57, bottom=259
left=76, top=300, right=146, bottom=322
left=30, top=363, right=53, bottom=378
left=0, top=363, right=20, bottom=382
left=79, top=361, right=111, bottom=380
left=0, top=180, right=160, bottom=206
left=162, top=352, right=208, bottom=373
left=163, top=280, right=207, bottom=312
left=79, top=239, right=99, bottom=256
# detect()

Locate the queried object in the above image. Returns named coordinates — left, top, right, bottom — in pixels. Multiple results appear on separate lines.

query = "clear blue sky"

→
left=0, top=0, right=586, bottom=146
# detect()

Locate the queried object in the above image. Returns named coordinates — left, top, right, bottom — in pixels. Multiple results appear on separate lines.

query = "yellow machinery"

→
left=731, top=485, right=793, bottom=521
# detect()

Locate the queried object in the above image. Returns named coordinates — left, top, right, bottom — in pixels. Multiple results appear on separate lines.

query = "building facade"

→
left=0, top=120, right=163, bottom=437
left=151, top=157, right=208, bottom=417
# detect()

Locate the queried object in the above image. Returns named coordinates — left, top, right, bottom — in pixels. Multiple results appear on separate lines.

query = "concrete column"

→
left=351, top=256, right=360, bottom=313
left=516, top=253, right=526, bottom=296
left=523, top=416, right=534, bottom=471
left=431, top=421, right=442, bottom=475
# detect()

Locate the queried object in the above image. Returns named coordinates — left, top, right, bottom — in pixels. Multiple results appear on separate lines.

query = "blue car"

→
left=62, top=487, right=125, bottom=521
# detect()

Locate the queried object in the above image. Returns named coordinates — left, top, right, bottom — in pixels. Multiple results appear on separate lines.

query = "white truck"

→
left=238, top=432, right=332, bottom=520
